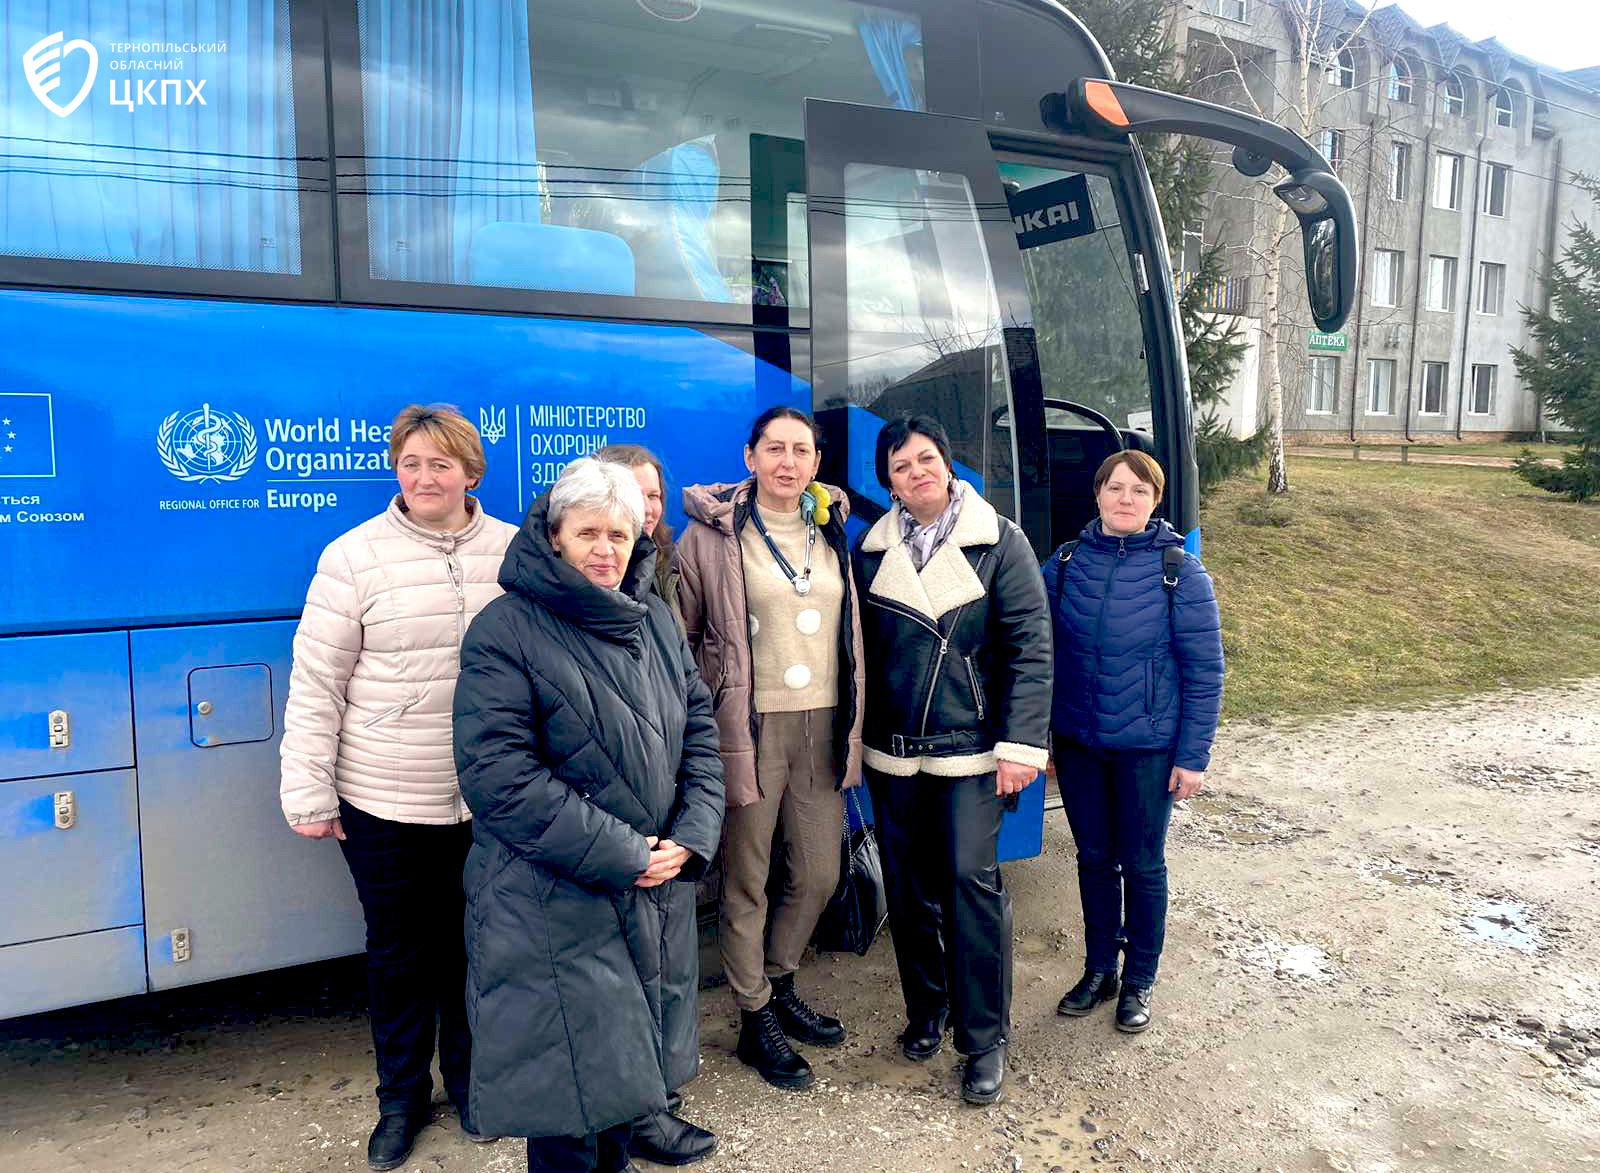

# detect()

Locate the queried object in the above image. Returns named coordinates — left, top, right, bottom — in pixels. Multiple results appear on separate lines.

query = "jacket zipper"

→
left=363, top=696, right=419, bottom=728
left=911, top=551, right=988, bottom=738
left=964, top=655, right=985, bottom=722
left=446, top=551, right=466, bottom=646
left=1088, top=539, right=1125, bottom=741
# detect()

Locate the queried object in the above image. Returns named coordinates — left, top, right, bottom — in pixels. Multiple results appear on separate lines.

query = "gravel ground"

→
left=4, top=678, right=1598, bottom=1173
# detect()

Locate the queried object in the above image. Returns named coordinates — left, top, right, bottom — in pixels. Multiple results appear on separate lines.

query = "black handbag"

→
left=813, top=788, right=888, bottom=956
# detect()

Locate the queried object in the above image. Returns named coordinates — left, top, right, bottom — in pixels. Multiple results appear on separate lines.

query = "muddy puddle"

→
left=1461, top=900, right=1543, bottom=953
left=1172, top=791, right=1312, bottom=848
left=1454, top=760, right=1595, bottom=795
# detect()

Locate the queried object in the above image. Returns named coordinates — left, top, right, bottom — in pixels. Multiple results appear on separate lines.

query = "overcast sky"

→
left=1364, top=0, right=1600, bottom=72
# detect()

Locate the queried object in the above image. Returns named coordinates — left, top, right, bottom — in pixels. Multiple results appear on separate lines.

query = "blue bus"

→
left=0, top=0, right=1353, bottom=1019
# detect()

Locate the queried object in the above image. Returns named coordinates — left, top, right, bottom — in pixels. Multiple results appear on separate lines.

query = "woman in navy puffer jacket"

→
left=1041, top=450, right=1223, bottom=1035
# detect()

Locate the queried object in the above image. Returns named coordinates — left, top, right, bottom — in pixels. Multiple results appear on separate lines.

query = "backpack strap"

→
left=1162, top=545, right=1184, bottom=592
left=1051, top=540, right=1079, bottom=617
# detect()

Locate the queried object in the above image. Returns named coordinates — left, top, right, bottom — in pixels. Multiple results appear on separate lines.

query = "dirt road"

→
left=4, top=679, right=1597, bottom=1173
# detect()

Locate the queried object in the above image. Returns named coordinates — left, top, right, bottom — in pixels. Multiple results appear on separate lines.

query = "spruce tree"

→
left=1511, top=174, right=1600, bottom=502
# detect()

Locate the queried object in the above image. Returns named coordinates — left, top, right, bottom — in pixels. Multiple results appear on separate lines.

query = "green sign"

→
left=1308, top=330, right=1348, bottom=352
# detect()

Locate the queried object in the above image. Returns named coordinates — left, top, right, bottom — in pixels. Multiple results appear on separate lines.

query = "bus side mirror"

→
left=1273, top=168, right=1357, bottom=333
left=1057, top=80, right=1361, bottom=332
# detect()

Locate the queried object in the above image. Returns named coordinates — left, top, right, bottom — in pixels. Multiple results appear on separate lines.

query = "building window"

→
left=1441, top=74, right=1465, bottom=117
left=1371, top=249, right=1404, bottom=308
left=1319, top=129, right=1346, bottom=168
left=1479, top=262, right=1507, bottom=315
left=1306, top=355, right=1339, bottom=414
left=1433, top=152, right=1463, bottom=210
left=1426, top=255, right=1458, bottom=312
left=1420, top=361, right=1448, bottom=415
left=1367, top=358, right=1396, bottom=414
left=1469, top=365, right=1497, bottom=414
left=1325, top=48, right=1355, bottom=89
left=1202, top=0, right=1249, bottom=21
left=1387, top=57, right=1414, bottom=104
left=1483, top=163, right=1511, bottom=217
left=1492, top=87, right=1514, bottom=128
left=1390, top=142, right=1411, bottom=200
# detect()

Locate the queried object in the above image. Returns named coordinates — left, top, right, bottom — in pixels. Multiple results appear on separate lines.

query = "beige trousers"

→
left=719, top=708, right=843, bottom=1012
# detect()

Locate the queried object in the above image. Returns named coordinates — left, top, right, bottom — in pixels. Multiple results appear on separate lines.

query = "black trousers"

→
left=866, top=768, right=1012, bottom=1056
left=337, top=799, right=473, bottom=1117
left=1053, top=736, right=1176, bottom=988
left=526, top=1123, right=632, bottom=1173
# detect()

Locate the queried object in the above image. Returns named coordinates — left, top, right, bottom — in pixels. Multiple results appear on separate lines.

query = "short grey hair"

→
left=547, top=457, right=645, bottom=540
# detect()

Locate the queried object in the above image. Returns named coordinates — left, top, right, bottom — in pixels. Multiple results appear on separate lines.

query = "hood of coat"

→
left=682, top=477, right=852, bottom=537
left=385, top=493, right=489, bottom=550
left=498, top=492, right=657, bottom=642
left=1078, top=516, right=1187, bottom=552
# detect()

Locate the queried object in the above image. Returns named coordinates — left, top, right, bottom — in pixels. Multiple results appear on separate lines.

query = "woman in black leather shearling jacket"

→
left=851, top=416, right=1051, bottom=1107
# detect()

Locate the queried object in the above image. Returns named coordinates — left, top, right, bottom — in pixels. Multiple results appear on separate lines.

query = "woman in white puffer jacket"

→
left=279, top=404, right=515, bottom=1170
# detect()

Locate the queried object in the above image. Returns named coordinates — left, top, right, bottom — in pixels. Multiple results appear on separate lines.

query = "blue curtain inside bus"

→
left=355, top=0, right=926, bottom=305
left=359, top=0, right=545, bottom=286
left=0, top=1, right=301, bottom=274
left=857, top=14, right=924, bottom=112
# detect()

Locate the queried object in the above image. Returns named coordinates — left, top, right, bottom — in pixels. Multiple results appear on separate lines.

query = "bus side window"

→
left=347, top=0, right=926, bottom=310
left=0, top=2, right=312, bottom=281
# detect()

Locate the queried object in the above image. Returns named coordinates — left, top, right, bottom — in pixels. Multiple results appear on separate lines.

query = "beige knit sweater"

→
left=738, top=503, right=843, bottom=713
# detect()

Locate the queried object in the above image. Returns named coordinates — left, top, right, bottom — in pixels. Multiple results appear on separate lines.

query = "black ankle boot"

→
left=628, top=1107, right=718, bottom=1166
left=1057, top=969, right=1119, bottom=1017
left=1115, top=984, right=1153, bottom=1033
left=900, top=1009, right=948, bottom=1061
left=960, top=1045, right=1007, bottom=1105
left=736, top=1005, right=816, bottom=1090
left=367, top=1111, right=428, bottom=1171
left=769, top=973, right=847, bottom=1046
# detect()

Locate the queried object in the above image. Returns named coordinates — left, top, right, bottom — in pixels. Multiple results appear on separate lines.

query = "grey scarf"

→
left=898, top=480, right=964, bottom=570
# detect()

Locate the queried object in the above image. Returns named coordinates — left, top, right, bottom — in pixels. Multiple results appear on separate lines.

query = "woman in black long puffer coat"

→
left=453, top=457, right=724, bottom=1173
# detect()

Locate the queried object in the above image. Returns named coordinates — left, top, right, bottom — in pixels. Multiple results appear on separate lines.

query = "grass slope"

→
left=1200, top=460, right=1600, bottom=722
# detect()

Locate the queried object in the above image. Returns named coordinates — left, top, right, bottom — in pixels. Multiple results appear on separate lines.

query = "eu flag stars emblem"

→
left=0, top=392, right=57, bottom=478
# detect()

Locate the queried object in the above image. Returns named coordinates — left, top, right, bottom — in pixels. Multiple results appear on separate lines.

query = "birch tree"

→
left=1186, top=0, right=1411, bottom=494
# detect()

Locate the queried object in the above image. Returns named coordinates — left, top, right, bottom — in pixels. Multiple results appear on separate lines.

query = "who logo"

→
left=23, top=32, right=99, bottom=119
left=157, top=404, right=258, bottom=483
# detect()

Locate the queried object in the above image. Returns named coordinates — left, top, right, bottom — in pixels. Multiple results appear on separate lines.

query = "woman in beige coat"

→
left=279, top=404, right=515, bottom=1171
left=677, top=406, right=865, bottom=1094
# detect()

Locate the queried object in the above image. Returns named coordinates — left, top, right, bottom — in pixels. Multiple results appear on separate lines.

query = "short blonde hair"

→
left=388, top=404, right=487, bottom=488
left=548, top=457, right=645, bottom=540
left=1093, top=450, right=1166, bottom=503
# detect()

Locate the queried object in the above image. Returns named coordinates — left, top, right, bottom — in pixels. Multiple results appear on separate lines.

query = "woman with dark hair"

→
left=453, top=457, right=724, bottom=1173
left=594, top=443, right=714, bottom=1166
left=597, top=444, right=681, bottom=625
left=852, top=414, right=1051, bottom=1106
left=676, top=406, right=865, bottom=1092
left=1043, top=450, right=1223, bottom=1034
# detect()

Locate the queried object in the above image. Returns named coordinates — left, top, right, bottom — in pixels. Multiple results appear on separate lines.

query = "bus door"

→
left=995, top=153, right=1171, bottom=551
left=802, top=99, right=1052, bottom=559
left=803, top=99, right=1053, bottom=859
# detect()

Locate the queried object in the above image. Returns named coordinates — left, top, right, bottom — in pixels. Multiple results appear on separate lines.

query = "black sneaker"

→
left=1056, top=969, right=1119, bottom=1017
left=366, top=1111, right=428, bottom=1171
left=1115, top=984, right=1154, bottom=1033
left=736, top=1005, right=816, bottom=1090
left=769, top=972, right=847, bottom=1047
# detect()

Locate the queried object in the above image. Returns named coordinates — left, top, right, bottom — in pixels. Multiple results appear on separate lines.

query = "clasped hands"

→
left=636, top=835, right=691, bottom=888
